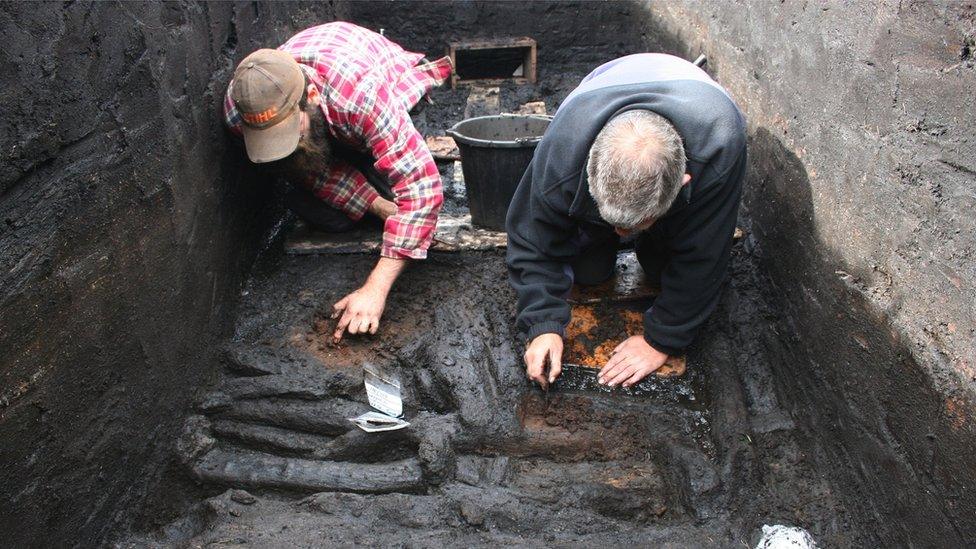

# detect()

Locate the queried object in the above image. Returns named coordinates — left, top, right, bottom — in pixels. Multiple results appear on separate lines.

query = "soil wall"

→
left=638, top=1, right=976, bottom=545
left=0, top=2, right=347, bottom=546
left=349, top=0, right=654, bottom=70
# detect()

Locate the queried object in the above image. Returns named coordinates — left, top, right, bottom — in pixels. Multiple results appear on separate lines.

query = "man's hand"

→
left=331, top=257, right=407, bottom=342
left=598, top=335, right=669, bottom=388
left=367, top=197, right=398, bottom=220
left=524, top=333, right=563, bottom=389
left=332, top=284, right=388, bottom=340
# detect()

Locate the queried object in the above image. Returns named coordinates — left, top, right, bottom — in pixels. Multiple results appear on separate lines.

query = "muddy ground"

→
left=123, top=238, right=861, bottom=547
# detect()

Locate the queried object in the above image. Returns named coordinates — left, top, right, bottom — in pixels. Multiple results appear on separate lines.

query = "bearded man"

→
left=224, top=22, right=452, bottom=340
left=506, top=53, right=747, bottom=388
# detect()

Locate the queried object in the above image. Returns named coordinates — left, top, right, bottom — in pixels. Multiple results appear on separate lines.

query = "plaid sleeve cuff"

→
left=337, top=178, right=381, bottom=221
left=381, top=244, right=428, bottom=260
left=378, top=177, right=442, bottom=260
left=380, top=212, right=434, bottom=259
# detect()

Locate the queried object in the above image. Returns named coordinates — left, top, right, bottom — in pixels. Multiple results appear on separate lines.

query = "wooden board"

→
left=284, top=213, right=506, bottom=255
left=515, top=101, right=547, bottom=115
left=448, top=37, right=537, bottom=88
left=425, top=136, right=460, bottom=162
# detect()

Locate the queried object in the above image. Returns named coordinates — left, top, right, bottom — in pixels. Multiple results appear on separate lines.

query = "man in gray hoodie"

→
left=506, top=53, right=746, bottom=389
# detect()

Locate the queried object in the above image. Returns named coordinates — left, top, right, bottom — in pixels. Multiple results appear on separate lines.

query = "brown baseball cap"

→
left=231, top=49, right=306, bottom=163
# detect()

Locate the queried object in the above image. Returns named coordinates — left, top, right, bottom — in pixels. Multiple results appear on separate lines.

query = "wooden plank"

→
left=448, top=37, right=536, bottom=50
left=526, top=38, right=537, bottom=84
left=284, top=214, right=506, bottom=256
left=454, top=77, right=531, bottom=89
left=448, top=43, right=458, bottom=88
left=515, top=101, right=547, bottom=115
left=425, top=135, right=460, bottom=162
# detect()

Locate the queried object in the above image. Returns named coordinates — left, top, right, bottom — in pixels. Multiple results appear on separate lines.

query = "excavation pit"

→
left=6, top=1, right=975, bottom=547
left=135, top=241, right=848, bottom=546
left=116, top=6, right=864, bottom=545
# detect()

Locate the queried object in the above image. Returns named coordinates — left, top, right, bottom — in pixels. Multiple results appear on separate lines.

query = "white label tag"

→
left=363, top=363, right=403, bottom=417
left=348, top=411, right=410, bottom=433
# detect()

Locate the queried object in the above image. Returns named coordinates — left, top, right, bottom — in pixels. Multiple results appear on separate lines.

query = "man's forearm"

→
left=367, top=196, right=398, bottom=220
left=363, top=256, right=408, bottom=297
left=365, top=197, right=412, bottom=293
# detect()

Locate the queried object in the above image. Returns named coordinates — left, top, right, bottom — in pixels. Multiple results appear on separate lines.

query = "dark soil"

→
left=119, top=237, right=862, bottom=547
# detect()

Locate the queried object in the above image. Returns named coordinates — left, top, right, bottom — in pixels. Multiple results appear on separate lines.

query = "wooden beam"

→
left=447, top=37, right=537, bottom=88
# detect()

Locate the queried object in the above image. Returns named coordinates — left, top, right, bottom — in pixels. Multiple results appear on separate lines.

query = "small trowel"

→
left=540, top=356, right=552, bottom=405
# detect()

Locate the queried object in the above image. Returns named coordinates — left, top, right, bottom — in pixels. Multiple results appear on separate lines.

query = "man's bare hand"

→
left=331, top=257, right=407, bottom=342
left=598, top=335, right=668, bottom=388
left=367, top=197, right=398, bottom=220
left=524, top=333, right=563, bottom=389
left=332, top=285, right=388, bottom=341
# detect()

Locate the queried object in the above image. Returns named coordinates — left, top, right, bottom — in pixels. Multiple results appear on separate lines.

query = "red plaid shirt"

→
left=224, top=22, right=453, bottom=259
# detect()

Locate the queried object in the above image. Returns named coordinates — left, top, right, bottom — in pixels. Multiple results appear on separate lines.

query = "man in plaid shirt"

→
left=224, top=22, right=453, bottom=340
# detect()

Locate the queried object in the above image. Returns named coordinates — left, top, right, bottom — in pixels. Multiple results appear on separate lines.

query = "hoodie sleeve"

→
left=644, top=149, right=746, bottom=355
left=505, top=172, right=580, bottom=341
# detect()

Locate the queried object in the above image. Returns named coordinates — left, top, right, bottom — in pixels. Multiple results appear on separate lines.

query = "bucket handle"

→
left=496, top=113, right=554, bottom=121
left=508, top=113, right=550, bottom=145
left=445, top=113, right=553, bottom=148
left=446, top=130, right=543, bottom=147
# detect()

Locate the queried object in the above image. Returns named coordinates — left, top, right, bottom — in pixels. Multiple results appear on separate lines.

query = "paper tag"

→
left=363, top=363, right=403, bottom=417
left=348, top=411, right=410, bottom=433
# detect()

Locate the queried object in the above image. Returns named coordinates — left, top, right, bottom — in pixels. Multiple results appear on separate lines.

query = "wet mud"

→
left=117, top=6, right=864, bottom=544
left=121, top=237, right=863, bottom=547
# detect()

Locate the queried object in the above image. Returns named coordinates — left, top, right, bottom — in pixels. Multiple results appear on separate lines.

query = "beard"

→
left=266, top=106, right=332, bottom=184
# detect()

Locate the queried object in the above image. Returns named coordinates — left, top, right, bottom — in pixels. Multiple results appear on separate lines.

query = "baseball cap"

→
left=231, top=49, right=306, bottom=163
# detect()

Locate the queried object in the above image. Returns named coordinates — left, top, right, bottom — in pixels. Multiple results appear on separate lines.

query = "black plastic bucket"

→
left=446, top=114, right=551, bottom=231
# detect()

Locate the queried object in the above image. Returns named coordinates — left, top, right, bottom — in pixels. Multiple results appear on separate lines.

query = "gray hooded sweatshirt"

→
left=505, top=54, right=747, bottom=355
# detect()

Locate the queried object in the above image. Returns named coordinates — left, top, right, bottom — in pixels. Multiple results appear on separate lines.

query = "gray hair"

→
left=586, top=110, right=686, bottom=228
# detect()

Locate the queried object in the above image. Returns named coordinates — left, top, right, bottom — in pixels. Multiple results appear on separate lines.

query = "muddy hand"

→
left=599, top=335, right=668, bottom=387
left=331, top=286, right=387, bottom=342
left=524, top=333, right=563, bottom=389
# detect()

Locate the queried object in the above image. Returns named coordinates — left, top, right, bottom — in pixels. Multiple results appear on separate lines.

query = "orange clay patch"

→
left=564, top=303, right=686, bottom=377
left=566, top=305, right=600, bottom=339
left=573, top=340, right=619, bottom=368
left=655, top=355, right=687, bottom=378
left=621, top=309, right=643, bottom=333
left=945, top=397, right=969, bottom=430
